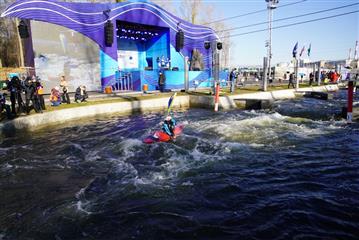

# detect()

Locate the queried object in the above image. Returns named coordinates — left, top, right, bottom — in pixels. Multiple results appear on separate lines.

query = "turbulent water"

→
left=1, top=91, right=359, bottom=240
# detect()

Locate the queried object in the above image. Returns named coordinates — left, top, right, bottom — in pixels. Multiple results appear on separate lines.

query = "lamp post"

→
left=264, top=0, right=278, bottom=91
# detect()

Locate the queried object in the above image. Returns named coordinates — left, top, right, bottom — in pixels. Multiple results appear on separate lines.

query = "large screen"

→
left=31, top=21, right=101, bottom=93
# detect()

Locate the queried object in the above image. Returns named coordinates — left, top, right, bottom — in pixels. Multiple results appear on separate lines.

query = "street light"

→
left=264, top=0, right=279, bottom=91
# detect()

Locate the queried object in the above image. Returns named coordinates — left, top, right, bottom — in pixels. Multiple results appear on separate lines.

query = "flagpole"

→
left=295, top=56, right=299, bottom=90
left=292, top=42, right=299, bottom=90
left=264, top=0, right=278, bottom=91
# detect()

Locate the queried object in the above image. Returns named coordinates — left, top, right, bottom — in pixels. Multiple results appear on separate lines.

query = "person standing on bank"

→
left=229, top=68, right=237, bottom=93
left=24, top=77, right=41, bottom=114
left=158, top=71, right=166, bottom=92
left=35, top=76, right=46, bottom=110
left=8, top=76, right=24, bottom=114
left=8, top=76, right=19, bottom=114
left=60, top=76, right=70, bottom=104
left=309, top=72, right=314, bottom=86
left=288, top=73, right=295, bottom=89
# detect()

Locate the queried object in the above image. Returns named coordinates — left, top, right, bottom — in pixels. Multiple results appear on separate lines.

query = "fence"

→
left=113, top=71, right=133, bottom=91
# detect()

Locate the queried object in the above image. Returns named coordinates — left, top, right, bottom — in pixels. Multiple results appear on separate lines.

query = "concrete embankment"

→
left=192, top=85, right=339, bottom=110
left=0, top=96, right=190, bottom=132
left=0, top=85, right=340, bottom=133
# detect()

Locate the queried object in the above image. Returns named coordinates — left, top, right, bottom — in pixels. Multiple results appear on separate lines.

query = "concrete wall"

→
left=0, top=96, right=190, bottom=132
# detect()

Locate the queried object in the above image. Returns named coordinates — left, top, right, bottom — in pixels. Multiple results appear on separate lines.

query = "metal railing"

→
left=113, top=72, right=133, bottom=91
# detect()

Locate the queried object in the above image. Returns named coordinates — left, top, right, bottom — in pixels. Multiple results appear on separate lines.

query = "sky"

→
left=175, top=0, right=359, bottom=67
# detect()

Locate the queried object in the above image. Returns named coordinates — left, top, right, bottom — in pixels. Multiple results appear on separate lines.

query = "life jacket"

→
left=50, top=89, right=60, bottom=102
left=162, top=119, right=176, bottom=136
left=37, top=86, right=44, bottom=95
left=50, top=94, right=58, bottom=102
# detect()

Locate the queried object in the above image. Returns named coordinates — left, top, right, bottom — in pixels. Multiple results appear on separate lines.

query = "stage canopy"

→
left=1, top=0, right=219, bottom=89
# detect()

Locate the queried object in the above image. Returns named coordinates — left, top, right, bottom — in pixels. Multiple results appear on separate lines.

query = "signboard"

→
left=117, top=51, right=138, bottom=70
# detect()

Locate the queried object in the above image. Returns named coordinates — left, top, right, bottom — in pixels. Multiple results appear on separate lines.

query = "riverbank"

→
left=0, top=84, right=340, bottom=133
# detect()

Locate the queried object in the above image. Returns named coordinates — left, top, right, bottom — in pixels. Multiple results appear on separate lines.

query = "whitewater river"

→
left=1, top=90, right=359, bottom=239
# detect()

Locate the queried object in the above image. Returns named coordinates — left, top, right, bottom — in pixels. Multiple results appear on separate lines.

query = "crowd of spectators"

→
left=0, top=75, right=88, bottom=121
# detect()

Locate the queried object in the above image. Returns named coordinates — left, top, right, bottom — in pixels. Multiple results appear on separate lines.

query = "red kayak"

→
left=143, top=125, right=184, bottom=144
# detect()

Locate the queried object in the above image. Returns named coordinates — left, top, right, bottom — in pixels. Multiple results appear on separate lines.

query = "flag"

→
left=307, top=43, right=311, bottom=57
left=300, top=46, right=305, bottom=57
left=167, top=92, right=177, bottom=115
left=292, top=42, right=298, bottom=58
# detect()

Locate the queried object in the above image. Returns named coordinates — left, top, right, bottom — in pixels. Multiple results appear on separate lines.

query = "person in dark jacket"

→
left=8, top=76, right=24, bottom=115
left=158, top=71, right=166, bottom=92
left=0, top=92, right=13, bottom=120
left=309, top=72, right=314, bottom=86
left=288, top=73, right=295, bottom=89
left=8, top=77, right=17, bottom=114
left=75, top=85, right=88, bottom=103
left=24, top=77, right=42, bottom=114
left=35, top=76, right=46, bottom=110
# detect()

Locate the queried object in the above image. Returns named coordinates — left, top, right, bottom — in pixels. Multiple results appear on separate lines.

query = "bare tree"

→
left=150, top=0, right=176, bottom=15
left=178, top=0, right=233, bottom=68
left=178, top=0, right=204, bottom=25
left=0, top=0, right=22, bottom=67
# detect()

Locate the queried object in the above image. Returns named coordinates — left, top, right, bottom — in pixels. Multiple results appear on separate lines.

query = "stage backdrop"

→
left=31, top=21, right=101, bottom=93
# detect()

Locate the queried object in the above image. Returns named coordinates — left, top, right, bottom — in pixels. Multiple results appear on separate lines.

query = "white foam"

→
left=181, top=181, right=194, bottom=186
left=76, top=200, right=92, bottom=215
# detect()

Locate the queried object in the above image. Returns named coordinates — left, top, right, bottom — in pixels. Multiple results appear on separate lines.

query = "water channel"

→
left=1, top=90, right=359, bottom=239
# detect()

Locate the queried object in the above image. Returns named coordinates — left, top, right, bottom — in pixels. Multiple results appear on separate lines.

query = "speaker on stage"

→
left=18, top=20, right=29, bottom=39
left=105, top=20, right=114, bottom=47
left=217, top=42, right=223, bottom=50
left=176, top=30, right=184, bottom=52
left=204, top=41, right=211, bottom=50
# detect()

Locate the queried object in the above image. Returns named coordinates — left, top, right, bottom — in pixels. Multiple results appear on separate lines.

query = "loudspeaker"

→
left=217, top=42, right=223, bottom=50
left=104, top=21, right=114, bottom=47
left=204, top=41, right=210, bottom=50
left=18, top=20, right=29, bottom=39
left=175, top=30, right=184, bottom=52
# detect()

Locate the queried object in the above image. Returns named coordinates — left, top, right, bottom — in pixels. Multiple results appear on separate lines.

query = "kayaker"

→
left=162, top=115, right=176, bottom=138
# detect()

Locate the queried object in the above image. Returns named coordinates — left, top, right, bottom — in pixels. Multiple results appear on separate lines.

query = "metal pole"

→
left=295, top=57, right=299, bottom=90
left=212, top=42, right=217, bottom=94
left=185, top=56, right=189, bottom=92
left=263, top=57, right=268, bottom=91
left=347, top=80, right=354, bottom=123
left=267, top=3, right=273, bottom=87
